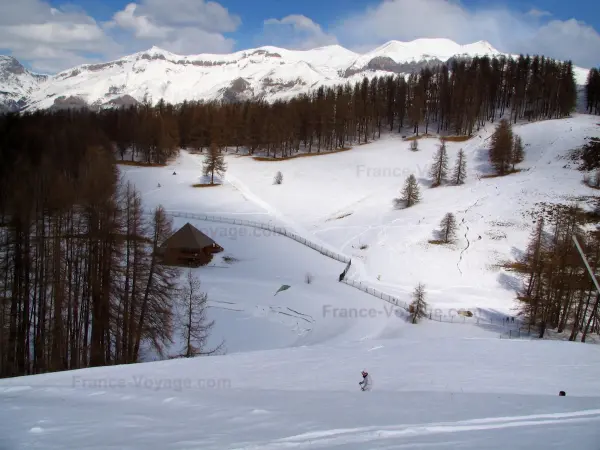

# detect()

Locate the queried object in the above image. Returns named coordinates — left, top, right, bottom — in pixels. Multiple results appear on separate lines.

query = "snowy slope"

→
left=1, top=324, right=600, bottom=449
left=1, top=115, right=599, bottom=449
left=116, top=113, right=600, bottom=356
left=121, top=154, right=406, bottom=358
left=1, top=38, right=590, bottom=111
left=130, top=115, right=597, bottom=318
left=346, top=38, right=502, bottom=74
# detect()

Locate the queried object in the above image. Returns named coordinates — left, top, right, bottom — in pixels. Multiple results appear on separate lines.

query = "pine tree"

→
left=439, top=213, right=457, bottom=243
left=177, top=270, right=224, bottom=358
left=203, top=143, right=227, bottom=185
left=452, top=149, right=467, bottom=185
left=273, top=171, right=283, bottom=185
left=410, top=140, right=419, bottom=151
left=429, top=139, right=449, bottom=187
left=410, top=283, right=428, bottom=324
left=395, top=174, right=421, bottom=208
left=489, top=119, right=514, bottom=176
left=511, top=135, right=525, bottom=170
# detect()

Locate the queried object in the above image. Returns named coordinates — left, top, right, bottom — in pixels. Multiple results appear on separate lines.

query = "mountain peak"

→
left=1, top=38, right=589, bottom=113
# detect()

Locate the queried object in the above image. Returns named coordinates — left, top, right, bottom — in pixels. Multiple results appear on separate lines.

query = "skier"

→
left=359, top=370, right=372, bottom=391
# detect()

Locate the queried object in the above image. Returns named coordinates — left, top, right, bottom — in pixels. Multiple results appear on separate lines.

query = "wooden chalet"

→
left=159, top=223, right=223, bottom=267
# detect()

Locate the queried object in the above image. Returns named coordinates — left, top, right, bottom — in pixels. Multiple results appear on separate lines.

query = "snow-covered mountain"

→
left=0, top=56, right=47, bottom=112
left=0, top=38, right=590, bottom=112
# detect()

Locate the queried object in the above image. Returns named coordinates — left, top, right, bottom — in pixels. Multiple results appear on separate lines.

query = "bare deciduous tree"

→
left=177, top=270, right=224, bottom=358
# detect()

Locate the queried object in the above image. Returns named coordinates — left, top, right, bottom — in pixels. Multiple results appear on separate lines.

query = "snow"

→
left=0, top=56, right=48, bottom=110
left=348, top=38, right=502, bottom=70
left=2, top=38, right=589, bottom=111
left=2, top=328, right=600, bottom=449
left=2, top=114, right=600, bottom=449
left=118, top=115, right=600, bottom=349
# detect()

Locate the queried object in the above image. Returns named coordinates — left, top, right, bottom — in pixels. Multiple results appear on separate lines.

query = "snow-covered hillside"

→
left=2, top=323, right=600, bottom=449
left=1, top=115, right=600, bottom=449
left=122, top=114, right=600, bottom=333
left=0, top=38, right=590, bottom=112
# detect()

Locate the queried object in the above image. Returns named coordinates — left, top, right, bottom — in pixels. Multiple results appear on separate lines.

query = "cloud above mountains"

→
left=1, top=0, right=598, bottom=73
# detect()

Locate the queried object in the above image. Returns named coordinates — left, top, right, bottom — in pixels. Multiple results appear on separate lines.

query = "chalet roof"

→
left=162, top=223, right=221, bottom=250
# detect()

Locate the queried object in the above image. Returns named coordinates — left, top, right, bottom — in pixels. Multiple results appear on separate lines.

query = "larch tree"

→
left=439, top=213, right=457, bottom=243
left=410, top=283, right=428, bottom=324
left=489, top=119, right=514, bottom=176
left=395, top=174, right=421, bottom=208
left=177, top=270, right=224, bottom=358
left=429, top=139, right=449, bottom=187
left=203, top=143, right=227, bottom=185
left=452, top=149, right=467, bottom=185
left=273, top=171, right=283, bottom=185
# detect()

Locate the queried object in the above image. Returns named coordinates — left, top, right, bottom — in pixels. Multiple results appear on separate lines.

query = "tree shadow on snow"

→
left=510, top=246, right=525, bottom=261
left=497, top=271, right=523, bottom=293
left=473, top=147, right=496, bottom=176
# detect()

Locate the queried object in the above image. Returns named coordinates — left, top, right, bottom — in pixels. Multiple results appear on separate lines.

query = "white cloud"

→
left=331, top=0, right=600, bottom=68
left=262, top=14, right=338, bottom=50
left=0, top=0, right=118, bottom=72
left=0, top=0, right=240, bottom=72
left=106, top=0, right=240, bottom=54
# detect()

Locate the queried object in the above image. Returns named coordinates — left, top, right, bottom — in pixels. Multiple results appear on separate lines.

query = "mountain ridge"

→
left=0, top=39, right=590, bottom=112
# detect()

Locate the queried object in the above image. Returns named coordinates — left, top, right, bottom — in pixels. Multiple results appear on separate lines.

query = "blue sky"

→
left=3, top=0, right=599, bottom=72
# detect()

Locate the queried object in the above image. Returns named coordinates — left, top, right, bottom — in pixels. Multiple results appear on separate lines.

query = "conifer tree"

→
left=452, top=149, right=467, bottom=185
left=395, top=174, right=421, bottom=208
left=273, top=171, right=283, bottom=185
left=439, top=213, right=457, bottom=243
left=429, top=139, right=449, bottom=187
left=410, top=283, right=428, bottom=324
left=489, top=119, right=514, bottom=176
left=203, top=143, right=227, bottom=185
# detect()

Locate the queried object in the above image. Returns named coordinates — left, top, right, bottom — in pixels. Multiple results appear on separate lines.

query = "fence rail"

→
left=166, top=210, right=513, bottom=328
left=167, top=211, right=350, bottom=264
left=341, top=278, right=411, bottom=312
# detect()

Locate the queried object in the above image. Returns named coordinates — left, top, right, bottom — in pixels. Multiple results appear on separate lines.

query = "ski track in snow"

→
left=457, top=219, right=470, bottom=276
left=231, top=409, right=600, bottom=449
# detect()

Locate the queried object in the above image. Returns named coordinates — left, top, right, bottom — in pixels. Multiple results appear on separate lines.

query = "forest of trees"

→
left=512, top=206, right=600, bottom=341
left=0, top=52, right=589, bottom=377
left=585, top=67, right=600, bottom=115
left=0, top=112, right=217, bottom=378
left=104, top=54, right=577, bottom=162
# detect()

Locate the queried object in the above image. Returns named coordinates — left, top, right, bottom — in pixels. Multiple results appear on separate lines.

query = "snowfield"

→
left=124, top=114, right=600, bottom=321
left=1, top=114, right=600, bottom=449
left=1, top=329, right=600, bottom=449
